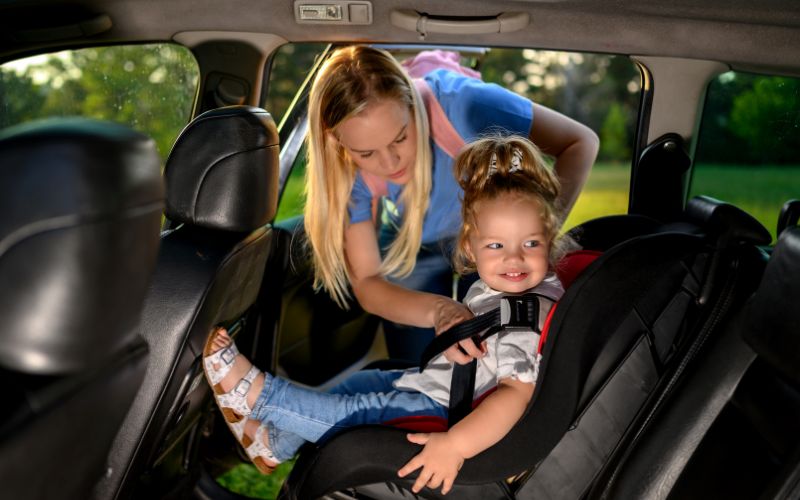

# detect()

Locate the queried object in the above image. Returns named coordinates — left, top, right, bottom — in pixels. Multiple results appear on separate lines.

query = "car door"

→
left=256, top=43, right=385, bottom=389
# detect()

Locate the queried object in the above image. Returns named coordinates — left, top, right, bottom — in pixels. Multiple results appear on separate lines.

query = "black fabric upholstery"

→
left=96, top=106, right=278, bottom=499
left=0, top=118, right=163, bottom=374
left=0, top=118, right=162, bottom=499
left=566, top=213, right=662, bottom=251
left=521, top=207, right=767, bottom=500
left=165, top=105, right=279, bottom=231
left=685, top=195, right=772, bottom=245
left=589, top=229, right=799, bottom=500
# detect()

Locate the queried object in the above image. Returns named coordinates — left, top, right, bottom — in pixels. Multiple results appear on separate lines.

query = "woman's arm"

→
left=529, top=103, right=600, bottom=216
left=344, top=221, right=480, bottom=361
left=397, top=377, right=534, bottom=494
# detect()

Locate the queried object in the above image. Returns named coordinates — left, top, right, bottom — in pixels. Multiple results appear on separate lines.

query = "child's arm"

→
left=397, top=377, right=534, bottom=495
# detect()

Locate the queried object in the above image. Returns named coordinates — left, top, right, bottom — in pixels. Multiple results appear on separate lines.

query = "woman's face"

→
left=335, top=98, right=417, bottom=185
left=466, top=195, right=551, bottom=294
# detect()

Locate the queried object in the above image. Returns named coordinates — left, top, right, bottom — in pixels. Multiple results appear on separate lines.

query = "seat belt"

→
left=419, top=293, right=545, bottom=427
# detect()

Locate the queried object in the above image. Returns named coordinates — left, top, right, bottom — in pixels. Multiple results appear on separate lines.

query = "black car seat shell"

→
left=590, top=226, right=800, bottom=500
left=0, top=118, right=163, bottom=499
left=95, top=106, right=279, bottom=500
left=515, top=197, right=769, bottom=499
left=282, top=197, right=770, bottom=500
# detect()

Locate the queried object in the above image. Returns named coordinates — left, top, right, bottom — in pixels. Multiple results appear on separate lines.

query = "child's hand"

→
left=432, top=297, right=481, bottom=364
left=397, top=432, right=465, bottom=495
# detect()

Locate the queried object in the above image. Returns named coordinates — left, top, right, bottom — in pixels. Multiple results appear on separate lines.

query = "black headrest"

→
left=685, top=195, right=771, bottom=245
left=164, top=106, right=279, bottom=232
left=0, top=119, right=164, bottom=374
left=742, top=227, right=800, bottom=386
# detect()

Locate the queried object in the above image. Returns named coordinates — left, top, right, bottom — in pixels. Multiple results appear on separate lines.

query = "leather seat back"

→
left=96, top=106, right=279, bottom=500
left=0, top=118, right=163, bottom=499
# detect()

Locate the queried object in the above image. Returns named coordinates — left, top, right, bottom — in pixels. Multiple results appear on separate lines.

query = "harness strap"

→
left=420, top=293, right=547, bottom=427
left=419, top=311, right=500, bottom=370
left=448, top=360, right=478, bottom=427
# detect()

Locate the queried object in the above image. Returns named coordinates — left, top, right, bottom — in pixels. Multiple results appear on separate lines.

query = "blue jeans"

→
left=250, top=369, right=447, bottom=462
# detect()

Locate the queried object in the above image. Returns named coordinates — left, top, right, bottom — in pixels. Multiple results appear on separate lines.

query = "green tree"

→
left=1, top=44, right=198, bottom=162
left=599, top=102, right=630, bottom=162
left=0, top=69, right=47, bottom=129
left=480, top=49, right=639, bottom=163
left=265, top=43, right=328, bottom=125
left=694, top=72, right=753, bottom=164
left=729, top=76, right=800, bottom=164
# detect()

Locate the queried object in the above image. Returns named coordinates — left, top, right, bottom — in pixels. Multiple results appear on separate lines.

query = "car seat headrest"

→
left=685, top=195, right=771, bottom=245
left=164, top=106, right=279, bottom=232
left=742, top=227, right=800, bottom=386
left=0, top=118, right=164, bottom=374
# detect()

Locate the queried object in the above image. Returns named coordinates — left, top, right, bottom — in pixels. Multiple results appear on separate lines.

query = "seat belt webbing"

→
left=420, top=293, right=545, bottom=427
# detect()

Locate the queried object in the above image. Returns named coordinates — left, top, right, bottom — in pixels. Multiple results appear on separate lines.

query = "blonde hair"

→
left=453, top=135, right=570, bottom=274
left=305, top=46, right=432, bottom=308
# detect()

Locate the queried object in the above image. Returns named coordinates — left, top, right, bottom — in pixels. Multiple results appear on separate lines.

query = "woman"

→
left=303, top=45, right=598, bottom=363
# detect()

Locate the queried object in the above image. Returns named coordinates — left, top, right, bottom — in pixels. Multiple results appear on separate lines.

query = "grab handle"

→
left=390, top=10, right=529, bottom=38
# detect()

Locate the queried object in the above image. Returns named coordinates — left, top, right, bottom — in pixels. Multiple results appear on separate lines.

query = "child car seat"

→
left=280, top=197, right=770, bottom=499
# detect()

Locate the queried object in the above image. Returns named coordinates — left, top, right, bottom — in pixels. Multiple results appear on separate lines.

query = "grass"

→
left=219, top=162, right=798, bottom=498
left=215, top=459, right=296, bottom=499
left=689, top=163, right=800, bottom=242
left=276, top=161, right=634, bottom=227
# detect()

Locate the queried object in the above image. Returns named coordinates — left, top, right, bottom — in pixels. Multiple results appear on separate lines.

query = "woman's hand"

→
left=397, top=432, right=465, bottom=495
left=432, top=297, right=483, bottom=364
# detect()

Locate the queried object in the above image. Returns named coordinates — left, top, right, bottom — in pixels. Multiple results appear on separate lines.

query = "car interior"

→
left=0, top=119, right=164, bottom=499
left=0, top=1, right=799, bottom=499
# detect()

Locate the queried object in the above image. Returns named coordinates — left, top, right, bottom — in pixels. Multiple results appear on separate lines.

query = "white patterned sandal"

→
left=226, top=417, right=280, bottom=474
left=203, top=329, right=260, bottom=423
left=203, top=336, right=240, bottom=394
left=215, top=365, right=259, bottom=422
left=244, top=422, right=281, bottom=475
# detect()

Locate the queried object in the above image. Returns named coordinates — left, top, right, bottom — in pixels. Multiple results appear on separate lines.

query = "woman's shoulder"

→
left=424, top=69, right=487, bottom=98
left=423, top=69, right=533, bottom=137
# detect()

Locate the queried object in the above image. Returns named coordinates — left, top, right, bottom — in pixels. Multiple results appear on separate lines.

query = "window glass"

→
left=265, top=43, right=328, bottom=126
left=270, top=45, right=641, bottom=228
left=692, top=72, right=800, bottom=242
left=0, top=43, right=199, bottom=164
left=478, top=49, right=639, bottom=230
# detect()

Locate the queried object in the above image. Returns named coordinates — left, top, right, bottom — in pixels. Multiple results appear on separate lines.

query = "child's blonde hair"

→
left=305, top=45, right=432, bottom=308
left=453, top=135, right=569, bottom=274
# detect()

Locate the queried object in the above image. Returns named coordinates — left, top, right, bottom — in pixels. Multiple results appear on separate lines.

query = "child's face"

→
left=466, top=195, right=550, bottom=294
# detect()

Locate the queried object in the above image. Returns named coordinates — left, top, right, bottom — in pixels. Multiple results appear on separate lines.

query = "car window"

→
left=691, top=71, right=800, bottom=242
left=270, top=45, right=641, bottom=230
left=264, top=43, right=328, bottom=127
left=0, top=43, right=199, bottom=164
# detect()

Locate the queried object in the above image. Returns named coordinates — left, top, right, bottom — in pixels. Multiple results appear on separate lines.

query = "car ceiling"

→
left=2, top=0, right=800, bottom=75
